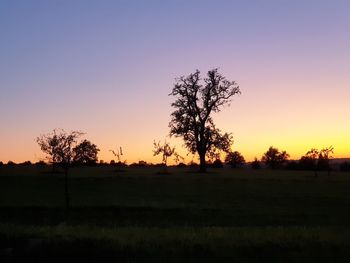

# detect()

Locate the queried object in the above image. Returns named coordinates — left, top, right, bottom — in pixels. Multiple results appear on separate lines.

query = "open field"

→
left=1, top=166, right=350, bottom=262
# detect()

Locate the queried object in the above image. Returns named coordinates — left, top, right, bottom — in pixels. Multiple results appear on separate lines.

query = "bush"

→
left=19, top=161, right=32, bottom=166
left=177, top=162, right=187, bottom=168
left=35, top=161, right=47, bottom=166
left=209, top=159, right=224, bottom=168
left=251, top=158, right=261, bottom=169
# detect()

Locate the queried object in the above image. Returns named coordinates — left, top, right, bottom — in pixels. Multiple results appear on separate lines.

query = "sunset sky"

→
left=1, top=0, right=349, bottom=164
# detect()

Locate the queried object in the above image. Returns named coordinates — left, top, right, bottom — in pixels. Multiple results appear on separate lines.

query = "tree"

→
left=153, top=140, right=183, bottom=174
left=318, top=146, right=334, bottom=176
left=109, top=146, right=125, bottom=165
left=225, top=151, right=245, bottom=168
left=262, top=146, right=289, bottom=169
left=169, top=69, right=241, bottom=172
left=73, top=139, right=100, bottom=165
left=299, top=148, right=319, bottom=176
left=37, top=129, right=83, bottom=210
left=251, top=157, right=261, bottom=169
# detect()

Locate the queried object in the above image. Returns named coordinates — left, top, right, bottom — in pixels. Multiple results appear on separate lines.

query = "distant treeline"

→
left=1, top=157, right=350, bottom=172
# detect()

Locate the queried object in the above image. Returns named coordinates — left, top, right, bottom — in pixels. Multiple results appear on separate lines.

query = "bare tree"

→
left=37, top=129, right=83, bottom=210
left=109, top=146, right=125, bottom=165
left=153, top=140, right=183, bottom=166
left=169, top=69, right=240, bottom=172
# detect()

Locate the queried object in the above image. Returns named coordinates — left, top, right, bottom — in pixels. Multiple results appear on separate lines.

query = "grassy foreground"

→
left=1, top=166, right=350, bottom=262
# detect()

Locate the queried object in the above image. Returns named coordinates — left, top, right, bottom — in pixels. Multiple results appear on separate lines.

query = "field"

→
left=1, top=165, right=350, bottom=262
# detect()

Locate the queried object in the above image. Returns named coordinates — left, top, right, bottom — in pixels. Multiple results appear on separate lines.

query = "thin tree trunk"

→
left=64, top=167, right=70, bottom=211
left=199, top=153, right=206, bottom=173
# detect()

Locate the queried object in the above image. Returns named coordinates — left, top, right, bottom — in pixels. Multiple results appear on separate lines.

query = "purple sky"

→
left=1, top=0, right=349, bottom=163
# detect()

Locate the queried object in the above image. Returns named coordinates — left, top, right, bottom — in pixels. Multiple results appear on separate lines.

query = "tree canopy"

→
left=262, top=146, right=289, bottom=169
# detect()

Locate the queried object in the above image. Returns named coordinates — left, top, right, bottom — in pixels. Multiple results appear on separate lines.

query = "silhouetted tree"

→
left=37, top=129, right=83, bottom=210
left=225, top=151, right=245, bottom=168
left=210, top=159, right=224, bottom=168
left=73, top=139, right=99, bottom=165
left=299, top=148, right=319, bottom=176
left=7, top=161, right=16, bottom=166
left=262, top=146, right=289, bottom=169
left=129, top=160, right=149, bottom=167
left=318, top=146, right=334, bottom=176
left=0, top=161, right=3, bottom=167
left=109, top=146, right=126, bottom=166
left=153, top=140, right=183, bottom=166
left=169, top=69, right=240, bottom=172
left=251, top=158, right=261, bottom=169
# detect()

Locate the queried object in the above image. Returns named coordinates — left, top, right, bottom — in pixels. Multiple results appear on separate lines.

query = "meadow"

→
left=1, top=165, right=350, bottom=262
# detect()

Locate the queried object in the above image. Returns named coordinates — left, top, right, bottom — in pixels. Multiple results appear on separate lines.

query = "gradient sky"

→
left=1, top=0, right=349, bottom=164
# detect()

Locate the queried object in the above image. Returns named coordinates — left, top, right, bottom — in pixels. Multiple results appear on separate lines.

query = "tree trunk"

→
left=199, top=152, right=206, bottom=173
left=64, top=167, right=70, bottom=211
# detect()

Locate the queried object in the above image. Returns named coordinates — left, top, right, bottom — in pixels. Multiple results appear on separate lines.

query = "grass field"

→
left=1, top=165, right=350, bottom=262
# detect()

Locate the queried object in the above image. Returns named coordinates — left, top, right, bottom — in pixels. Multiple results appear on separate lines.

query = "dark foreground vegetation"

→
left=1, top=165, right=350, bottom=262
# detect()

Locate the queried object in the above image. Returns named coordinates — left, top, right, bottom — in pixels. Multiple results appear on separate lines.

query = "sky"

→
left=0, top=0, right=349, bottom=164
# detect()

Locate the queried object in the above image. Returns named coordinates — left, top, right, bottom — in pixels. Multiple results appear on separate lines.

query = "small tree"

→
left=319, top=146, right=334, bottom=176
left=73, top=139, right=100, bottom=165
left=169, top=69, right=240, bottom=172
left=225, top=151, right=245, bottom=168
left=262, top=146, right=289, bottom=169
left=300, top=148, right=319, bottom=176
left=153, top=140, right=183, bottom=168
left=37, top=129, right=83, bottom=210
left=109, top=146, right=125, bottom=166
left=251, top=157, right=261, bottom=169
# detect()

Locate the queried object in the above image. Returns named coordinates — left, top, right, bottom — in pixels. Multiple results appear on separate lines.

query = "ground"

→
left=0, top=165, right=350, bottom=262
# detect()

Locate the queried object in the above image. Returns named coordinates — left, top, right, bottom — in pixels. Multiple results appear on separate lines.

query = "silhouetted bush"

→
left=19, top=161, right=32, bottom=166
left=0, top=161, right=3, bottom=166
left=187, top=161, right=199, bottom=168
left=7, top=161, right=16, bottom=166
left=340, top=162, right=350, bottom=172
left=251, top=158, right=261, bottom=169
left=209, top=159, right=224, bottom=168
left=35, top=161, right=47, bottom=166
left=177, top=162, right=187, bottom=168
left=129, top=161, right=149, bottom=168
left=116, top=161, right=128, bottom=167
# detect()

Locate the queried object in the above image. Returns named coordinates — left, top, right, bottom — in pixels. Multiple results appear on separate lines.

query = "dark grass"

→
left=1, top=166, right=350, bottom=262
